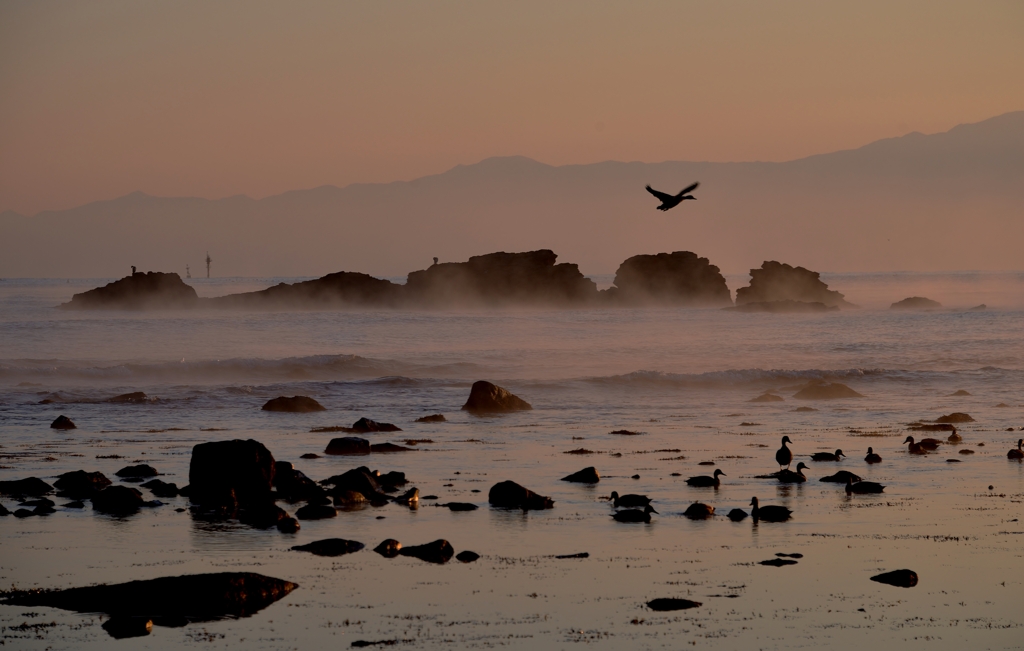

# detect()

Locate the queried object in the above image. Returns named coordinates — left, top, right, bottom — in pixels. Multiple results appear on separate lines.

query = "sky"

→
left=1, top=1, right=1023, bottom=216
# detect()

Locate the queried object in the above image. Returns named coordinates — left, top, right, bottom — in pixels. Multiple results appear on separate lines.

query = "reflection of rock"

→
left=261, top=396, right=325, bottom=413
left=750, top=392, right=784, bottom=403
left=50, top=415, right=77, bottom=429
left=793, top=382, right=864, bottom=400
left=325, top=437, right=370, bottom=455
left=54, top=470, right=112, bottom=498
left=935, top=412, right=973, bottom=423
left=399, top=539, right=455, bottom=564
left=0, top=477, right=54, bottom=497
left=890, top=296, right=941, bottom=310
left=604, top=252, right=732, bottom=306
left=735, top=262, right=852, bottom=308
left=488, top=480, right=553, bottom=510
left=870, top=569, right=918, bottom=588
left=92, top=486, right=145, bottom=514
left=188, top=439, right=276, bottom=508
left=60, top=272, right=199, bottom=310
left=291, top=538, right=365, bottom=557
left=725, top=300, right=837, bottom=313
left=462, top=381, right=532, bottom=414
left=561, top=467, right=600, bottom=483
left=0, top=572, right=298, bottom=629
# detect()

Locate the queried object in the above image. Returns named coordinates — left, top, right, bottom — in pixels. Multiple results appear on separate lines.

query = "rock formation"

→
left=792, top=381, right=864, bottom=399
left=50, top=415, right=77, bottom=429
left=561, top=467, right=600, bottom=483
left=735, top=261, right=852, bottom=309
left=604, top=251, right=732, bottom=306
left=208, top=272, right=403, bottom=308
left=187, top=439, right=276, bottom=509
left=462, top=381, right=532, bottom=414
left=60, top=272, right=198, bottom=309
left=92, top=485, right=145, bottom=514
left=261, top=396, right=325, bottom=413
left=891, top=296, right=942, bottom=310
left=54, top=470, right=111, bottom=498
left=488, top=480, right=554, bottom=510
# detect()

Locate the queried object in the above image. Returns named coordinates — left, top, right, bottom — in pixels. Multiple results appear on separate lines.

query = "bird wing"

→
left=645, top=185, right=675, bottom=202
left=678, top=182, right=699, bottom=196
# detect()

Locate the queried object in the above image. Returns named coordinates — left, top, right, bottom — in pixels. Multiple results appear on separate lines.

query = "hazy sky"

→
left=1, top=1, right=1022, bottom=215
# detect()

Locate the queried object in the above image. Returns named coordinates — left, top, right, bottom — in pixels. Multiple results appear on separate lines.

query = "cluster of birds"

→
left=605, top=431, right=1024, bottom=525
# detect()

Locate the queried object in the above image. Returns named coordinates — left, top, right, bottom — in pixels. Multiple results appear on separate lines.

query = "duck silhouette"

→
left=1008, top=439, right=1024, bottom=459
left=750, top=497, right=791, bottom=522
left=685, top=468, right=725, bottom=487
left=904, top=436, right=930, bottom=454
left=612, top=504, right=658, bottom=523
left=776, top=462, right=809, bottom=483
left=682, top=502, right=715, bottom=519
left=645, top=182, right=699, bottom=211
left=845, top=476, right=885, bottom=494
left=864, top=447, right=882, bottom=464
left=610, top=491, right=652, bottom=508
left=776, top=436, right=794, bottom=470
left=811, top=449, right=845, bottom=462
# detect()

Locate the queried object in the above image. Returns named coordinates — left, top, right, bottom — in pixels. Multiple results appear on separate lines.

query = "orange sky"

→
left=1, top=1, right=1022, bottom=215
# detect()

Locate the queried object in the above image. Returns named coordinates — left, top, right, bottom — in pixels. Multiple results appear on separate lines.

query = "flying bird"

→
left=645, top=182, right=699, bottom=211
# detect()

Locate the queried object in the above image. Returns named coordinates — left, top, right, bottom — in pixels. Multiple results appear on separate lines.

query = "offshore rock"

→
left=116, top=464, right=159, bottom=478
left=735, top=261, right=852, bottom=308
left=60, top=272, right=198, bottom=310
left=261, top=396, right=325, bottom=413
left=320, top=467, right=392, bottom=503
left=207, top=272, right=403, bottom=308
left=415, top=414, right=446, bottom=423
left=50, top=415, right=77, bottom=430
left=351, top=417, right=402, bottom=432
left=561, top=467, right=600, bottom=483
left=488, top=480, right=554, bottom=510
left=750, top=392, right=784, bottom=403
left=107, top=392, right=148, bottom=404
left=462, top=381, right=532, bottom=414
left=891, top=296, right=941, bottom=310
left=188, top=439, right=276, bottom=508
left=141, top=479, right=179, bottom=498
left=273, top=462, right=329, bottom=503
left=935, top=412, right=974, bottom=424
left=324, top=437, right=371, bottom=455
left=604, top=252, right=732, bottom=306
left=54, top=470, right=112, bottom=498
left=92, top=485, right=145, bottom=514
left=291, top=538, right=365, bottom=557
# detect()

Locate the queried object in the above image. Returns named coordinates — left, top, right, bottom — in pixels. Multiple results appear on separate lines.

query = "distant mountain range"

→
left=2, top=111, right=1022, bottom=278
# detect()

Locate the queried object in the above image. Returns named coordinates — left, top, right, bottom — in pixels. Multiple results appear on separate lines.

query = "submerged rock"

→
left=60, top=272, right=199, bottom=310
left=735, top=261, right=852, bottom=308
left=261, top=396, right=325, bottom=413
left=442, top=502, right=478, bottom=511
left=750, top=392, right=785, bottom=403
left=324, top=437, right=371, bottom=455
left=488, top=480, right=553, bottom=510
left=604, top=251, right=732, bottom=306
left=0, top=477, right=54, bottom=497
left=351, top=417, right=402, bottom=432
left=291, top=538, right=365, bottom=557
left=870, top=569, right=918, bottom=588
left=646, top=598, right=702, bottom=611
left=891, top=297, right=941, bottom=310
left=107, top=392, right=148, bottom=404
left=0, top=572, right=298, bottom=626
left=462, top=381, right=532, bottom=414
left=54, top=470, right=111, bottom=498
left=415, top=414, right=446, bottom=423
left=456, top=551, right=480, bottom=563
left=187, top=439, right=276, bottom=509
left=399, top=539, right=455, bottom=564
left=370, top=443, right=414, bottom=453
left=561, top=467, right=600, bottom=483
left=141, top=479, right=179, bottom=498
left=793, top=381, right=864, bottom=400
left=92, top=486, right=145, bottom=514
left=50, top=415, right=77, bottom=430
left=935, top=412, right=974, bottom=424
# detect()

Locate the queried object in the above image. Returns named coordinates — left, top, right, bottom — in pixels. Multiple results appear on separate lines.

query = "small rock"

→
left=461, top=381, right=532, bottom=414
left=456, top=551, right=480, bottom=563
left=63, top=501, right=85, bottom=509
left=442, top=502, right=478, bottom=511
left=54, top=470, right=111, bottom=498
left=646, top=598, right=702, bottom=611
left=238, top=503, right=288, bottom=529
left=369, top=443, right=414, bottom=453
left=750, top=392, right=784, bottom=403
left=683, top=503, right=714, bottom=520
left=101, top=616, right=153, bottom=639
left=140, top=479, right=179, bottom=498
left=631, top=474, right=640, bottom=479
left=727, top=509, right=748, bottom=521
left=115, top=464, right=159, bottom=478
left=295, top=504, right=337, bottom=520
left=870, top=569, right=918, bottom=588
left=760, top=558, right=798, bottom=566
left=50, top=415, right=77, bottom=430
left=935, top=412, right=974, bottom=424
left=415, top=414, right=446, bottom=423
left=292, top=538, right=365, bottom=557
left=300, top=453, right=320, bottom=459
left=374, top=539, right=402, bottom=558
left=561, top=467, right=600, bottom=483
left=277, top=517, right=300, bottom=533
left=890, top=296, right=941, bottom=310
left=14, top=508, right=37, bottom=518
left=324, top=437, right=370, bottom=455
left=106, top=392, right=148, bottom=404
left=92, top=486, right=145, bottom=514
left=261, top=396, right=326, bottom=413
left=351, top=417, right=402, bottom=432
left=399, top=539, right=455, bottom=564
left=487, top=480, right=553, bottom=510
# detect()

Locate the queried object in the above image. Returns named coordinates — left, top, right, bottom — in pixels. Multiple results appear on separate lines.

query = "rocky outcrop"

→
left=405, top=250, right=597, bottom=306
left=462, top=381, right=532, bottom=414
left=604, top=252, right=732, bottom=306
left=60, top=272, right=198, bottom=310
left=0, top=477, right=53, bottom=496
left=187, top=439, right=276, bottom=508
left=261, top=396, right=325, bottom=413
left=935, top=412, right=974, bottom=423
left=488, top=480, right=554, bottom=510
left=324, top=437, right=371, bottom=455
left=561, top=467, right=600, bottom=483
left=208, top=272, right=403, bottom=308
left=350, top=417, right=401, bottom=432
left=116, top=464, right=159, bottom=479
left=415, top=414, right=446, bottom=423
left=398, top=539, right=455, bottom=564
left=92, top=485, right=145, bottom=514
left=50, top=415, right=76, bottom=429
left=735, top=261, right=852, bottom=308
left=792, top=381, right=864, bottom=399
left=891, top=296, right=941, bottom=310
left=54, top=470, right=111, bottom=498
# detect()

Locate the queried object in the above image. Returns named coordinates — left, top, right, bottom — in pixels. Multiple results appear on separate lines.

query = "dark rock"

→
left=291, top=538, right=365, bottom=557
left=277, top=517, right=300, bottom=533
left=727, top=509, right=748, bottom=521
left=54, top=470, right=112, bottom=498
left=0, top=477, right=54, bottom=497
left=320, top=467, right=391, bottom=502
left=0, top=503, right=10, bottom=516
left=935, top=412, right=974, bottom=423
left=262, top=396, right=325, bottom=413
left=351, top=417, right=402, bottom=432
left=456, top=551, right=480, bottom=563
left=949, top=389, right=971, bottom=397
left=0, top=572, right=298, bottom=623
left=140, top=479, right=179, bottom=498
left=792, top=406, right=817, bottom=412
left=605, top=251, right=732, bottom=306
left=735, top=261, right=852, bottom=308
left=20, top=498, right=55, bottom=508
left=554, top=552, right=589, bottom=559
left=750, top=392, right=785, bottom=403
left=273, top=462, right=328, bottom=503
left=93, top=486, right=145, bottom=514
left=237, top=503, right=288, bottom=529
left=14, top=508, right=36, bottom=518
left=793, top=381, right=864, bottom=400
left=295, top=504, right=337, bottom=520
left=188, top=439, right=276, bottom=508
left=393, top=488, right=419, bottom=505
left=488, top=480, right=553, bottom=510
left=101, top=616, right=153, bottom=639
left=300, top=453, right=320, bottom=459
left=442, top=502, right=478, bottom=511
left=116, top=464, right=159, bottom=478
left=324, top=437, right=371, bottom=455
left=725, top=300, right=837, bottom=313
left=646, top=598, right=702, bottom=611
left=377, top=471, right=408, bottom=486
left=107, top=392, right=148, bottom=404
left=63, top=501, right=85, bottom=509
left=399, top=539, right=455, bottom=564
left=462, top=381, right=532, bottom=414
left=374, top=539, right=402, bottom=558
left=405, top=249, right=597, bottom=306
left=610, top=429, right=643, bottom=435
left=871, top=569, right=919, bottom=588
left=891, top=297, right=941, bottom=310
left=760, top=558, right=798, bottom=567
left=561, top=467, right=600, bottom=483
left=50, top=415, right=77, bottom=430
left=60, top=272, right=199, bottom=310
left=207, top=271, right=403, bottom=308
left=370, top=443, right=414, bottom=453
left=415, top=414, right=446, bottom=423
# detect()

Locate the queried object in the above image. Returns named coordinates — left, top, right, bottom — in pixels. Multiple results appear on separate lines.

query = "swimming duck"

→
left=919, top=437, right=942, bottom=450
left=610, top=491, right=652, bottom=508
left=820, top=470, right=862, bottom=484
left=845, top=476, right=885, bottom=494
left=682, top=502, right=715, bottom=519
left=750, top=497, right=791, bottom=522
left=685, top=468, right=725, bottom=487
left=776, top=462, right=809, bottom=483
left=612, top=504, right=658, bottom=523
left=1008, top=439, right=1024, bottom=459
left=903, top=436, right=928, bottom=454
left=947, top=428, right=962, bottom=443
left=864, top=447, right=882, bottom=464
left=810, top=449, right=845, bottom=462
left=776, top=436, right=794, bottom=470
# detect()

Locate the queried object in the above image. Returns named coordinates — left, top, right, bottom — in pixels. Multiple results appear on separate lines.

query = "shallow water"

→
left=1, top=275, right=1023, bottom=650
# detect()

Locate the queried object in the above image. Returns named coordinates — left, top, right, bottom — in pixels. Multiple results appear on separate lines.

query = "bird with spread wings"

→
left=645, top=182, right=699, bottom=211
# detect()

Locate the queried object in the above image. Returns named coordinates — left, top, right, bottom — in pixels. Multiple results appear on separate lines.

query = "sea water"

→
left=0, top=273, right=1022, bottom=650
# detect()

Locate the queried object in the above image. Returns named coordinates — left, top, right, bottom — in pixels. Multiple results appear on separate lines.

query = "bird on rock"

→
left=645, top=182, right=699, bottom=211
left=776, top=436, right=794, bottom=470
left=685, top=468, right=725, bottom=487
left=612, top=504, right=658, bottom=523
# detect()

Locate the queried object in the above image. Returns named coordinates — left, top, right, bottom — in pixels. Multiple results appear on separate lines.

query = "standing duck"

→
left=845, top=476, right=885, bottom=494
left=610, top=491, right=652, bottom=508
left=864, top=447, right=882, bottom=464
left=686, top=469, right=725, bottom=487
left=776, top=462, right=809, bottom=483
left=776, top=436, right=794, bottom=470
left=904, top=436, right=928, bottom=454
left=810, top=449, right=845, bottom=462
left=1008, top=439, right=1024, bottom=460
left=750, top=497, right=791, bottom=522
left=612, top=504, right=658, bottom=523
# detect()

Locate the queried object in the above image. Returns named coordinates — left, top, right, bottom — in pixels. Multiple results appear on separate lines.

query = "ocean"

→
left=1, top=272, right=1022, bottom=650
